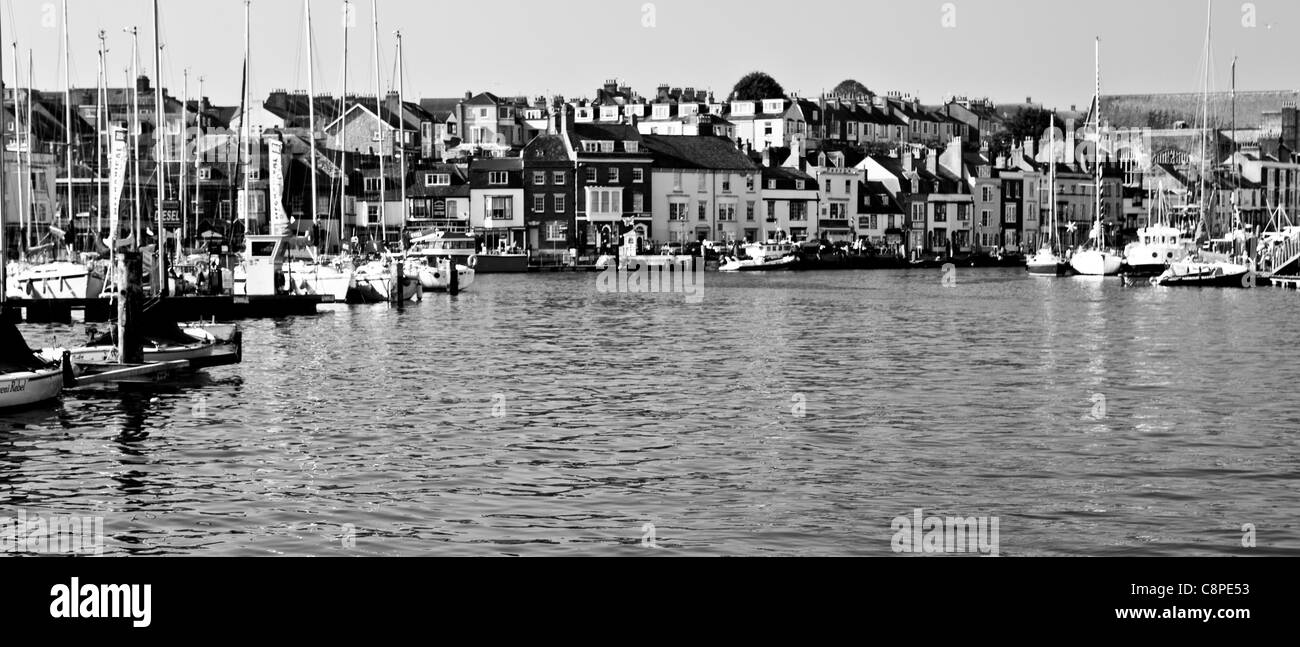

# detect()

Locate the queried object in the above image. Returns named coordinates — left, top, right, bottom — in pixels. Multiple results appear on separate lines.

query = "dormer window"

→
left=425, top=173, right=450, bottom=187
left=489, top=171, right=508, bottom=185
left=795, top=180, right=804, bottom=190
left=653, top=105, right=670, bottom=119
left=764, top=100, right=784, bottom=114
left=600, top=141, right=614, bottom=153
left=624, top=141, right=639, bottom=153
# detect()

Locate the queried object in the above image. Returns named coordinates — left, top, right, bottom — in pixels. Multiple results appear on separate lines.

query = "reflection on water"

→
left=2, top=268, right=1298, bottom=556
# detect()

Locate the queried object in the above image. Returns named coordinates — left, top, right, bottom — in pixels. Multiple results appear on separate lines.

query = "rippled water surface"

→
left=3, top=268, right=1298, bottom=556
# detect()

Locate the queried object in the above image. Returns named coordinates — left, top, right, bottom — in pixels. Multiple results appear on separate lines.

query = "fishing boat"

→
left=1123, top=222, right=1196, bottom=276
left=719, top=240, right=800, bottom=272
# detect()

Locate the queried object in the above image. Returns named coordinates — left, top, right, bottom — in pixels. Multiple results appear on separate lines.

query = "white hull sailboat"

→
left=7, top=261, right=107, bottom=299
left=1070, top=249, right=1123, bottom=276
left=1069, top=38, right=1121, bottom=277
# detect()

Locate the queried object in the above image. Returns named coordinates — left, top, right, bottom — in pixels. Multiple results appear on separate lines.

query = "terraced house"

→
left=643, top=135, right=761, bottom=246
left=567, top=115, right=653, bottom=256
left=521, top=110, right=577, bottom=263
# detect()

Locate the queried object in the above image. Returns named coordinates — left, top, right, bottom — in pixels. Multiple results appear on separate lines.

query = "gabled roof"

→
left=570, top=122, right=642, bottom=142
left=419, top=98, right=461, bottom=121
left=522, top=133, right=573, bottom=162
left=642, top=135, right=759, bottom=171
left=463, top=92, right=501, bottom=107
left=761, top=165, right=815, bottom=189
left=859, top=181, right=904, bottom=214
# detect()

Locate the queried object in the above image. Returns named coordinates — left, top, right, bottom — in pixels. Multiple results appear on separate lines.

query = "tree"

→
left=732, top=72, right=786, bottom=101
left=833, top=79, right=871, bottom=98
left=993, top=107, right=1067, bottom=157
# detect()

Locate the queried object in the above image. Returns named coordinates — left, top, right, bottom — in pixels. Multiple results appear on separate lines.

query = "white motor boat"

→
left=407, top=257, right=475, bottom=292
left=719, top=240, right=800, bottom=272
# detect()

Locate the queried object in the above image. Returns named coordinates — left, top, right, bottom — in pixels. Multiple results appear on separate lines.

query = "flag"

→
left=269, top=139, right=288, bottom=235
left=108, top=125, right=128, bottom=243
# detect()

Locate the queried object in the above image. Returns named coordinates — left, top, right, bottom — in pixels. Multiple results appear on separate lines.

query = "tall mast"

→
left=305, top=0, right=320, bottom=239
left=153, top=0, right=167, bottom=286
left=62, top=0, right=73, bottom=257
left=195, top=75, right=204, bottom=235
left=397, top=29, right=406, bottom=247
left=128, top=27, right=142, bottom=249
left=1, top=12, right=6, bottom=291
left=1049, top=111, right=1057, bottom=251
left=97, top=31, right=107, bottom=239
left=371, top=0, right=386, bottom=245
left=242, top=0, right=251, bottom=236
left=340, top=0, right=349, bottom=248
left=181, top=68, right=188, bottom=247
left=1093, top=36, right=1102, bottom=248
left=12, top=41, right=25, bottom=261
left=1198, top=0, right=1211, bottom=231
left=24, top=50, right=33, bottom=255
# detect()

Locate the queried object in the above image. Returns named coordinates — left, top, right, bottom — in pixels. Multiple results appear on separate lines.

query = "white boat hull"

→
left=415, top=263, right=475, bottom=292
left=0, top=368, right=64, bottom=409
left=718, top=255, right=799, bottom=272
left=8, top=263, right=106, bottom=300
left=1069, top=250, right=1123, bottom=276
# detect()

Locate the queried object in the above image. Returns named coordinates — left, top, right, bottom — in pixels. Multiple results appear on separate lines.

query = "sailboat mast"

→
left=242, top=0, right=251, bottom=236
left=305, top=0, right=320, bottom=237
left=97, top=31, right=107, bottom=239
left=1198, top=0, right=1211, bottom=233
left=128, top=27, right=142, bottom=249
left=24, top=50, right=33, bottom=256
left=181, top=68, right=188, bottom=247
left=62, top=0, right=73, bottom=256
left=1, top=17, right=7, bottom=291
left=340, top=0, right=349, bottom=249
left=1049, top=111, right=1057, bottom=251
left=1093, top=36, right=1102, bottom=248
left=153, top=0, right=167, bottom=288
left=397, top=30, right=405, bottom=248
left=371, top=0, right=386, bottom=246
left=11, top=42, right=25, bottom=261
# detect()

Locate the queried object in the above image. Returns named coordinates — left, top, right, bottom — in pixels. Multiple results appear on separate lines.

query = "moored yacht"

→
left=719, top=240, right=800, bottom=272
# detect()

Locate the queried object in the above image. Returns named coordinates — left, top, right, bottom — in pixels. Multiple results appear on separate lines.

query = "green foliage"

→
left=732, top=72, right=786, bottom=102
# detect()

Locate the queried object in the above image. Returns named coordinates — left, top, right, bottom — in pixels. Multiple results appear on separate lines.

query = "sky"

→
left=1, top=0, right=1296, bottom=111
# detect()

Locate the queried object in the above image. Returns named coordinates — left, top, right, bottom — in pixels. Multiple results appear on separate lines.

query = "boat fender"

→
left=467, top=255, right=478, bottom=269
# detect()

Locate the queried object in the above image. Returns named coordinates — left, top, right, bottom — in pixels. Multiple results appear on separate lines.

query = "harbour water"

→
left=3, top=268, right=1298, bottom=556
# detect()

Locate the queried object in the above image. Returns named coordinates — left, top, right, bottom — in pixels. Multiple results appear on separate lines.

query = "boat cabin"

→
left=243, top=235, right=301, bottom=295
